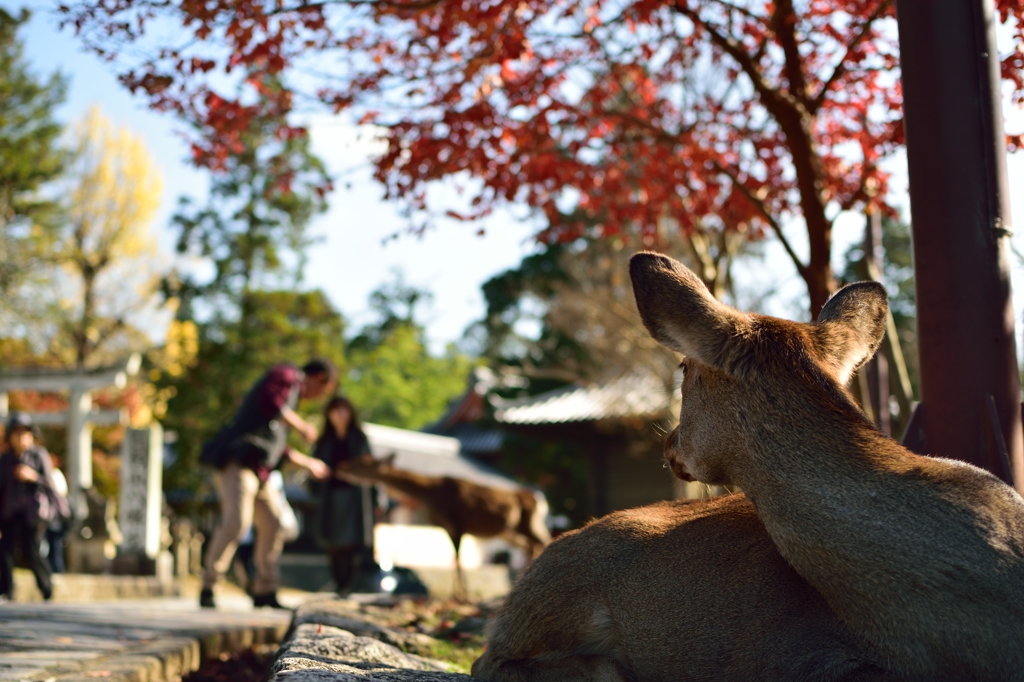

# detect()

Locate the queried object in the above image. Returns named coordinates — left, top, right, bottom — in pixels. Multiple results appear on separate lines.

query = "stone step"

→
left=0, top=595, right=293, bottom=682
left=12, top=570, right=180, bottom=603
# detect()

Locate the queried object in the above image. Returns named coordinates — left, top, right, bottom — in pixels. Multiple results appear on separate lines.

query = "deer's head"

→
left=630, top=252, right=888, bottom=486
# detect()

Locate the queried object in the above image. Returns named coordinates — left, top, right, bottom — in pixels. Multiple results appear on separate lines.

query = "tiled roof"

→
left=438, top=423, right=505, bottom=454
left=492, top=374, right=669, bottom=425
left=363, top=422, right=521, bottom=491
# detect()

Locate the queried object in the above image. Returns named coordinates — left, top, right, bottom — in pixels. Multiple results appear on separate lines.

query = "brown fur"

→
left=473, top=494, right=896, bottom=682
left=337, top=454, right=550, bottom=594
left=630, top=251, right=1024, bottom=680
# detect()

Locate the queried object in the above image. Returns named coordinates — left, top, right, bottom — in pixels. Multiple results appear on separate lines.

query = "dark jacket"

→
left=201, top=364, right=303, bottom=476
left=0, top=445, right=56, bottom=524
left=314, top=427, right=372, bottom=548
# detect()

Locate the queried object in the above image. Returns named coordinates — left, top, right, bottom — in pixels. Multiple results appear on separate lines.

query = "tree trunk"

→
left=773, top=108, right=834, bottom=318
left=768, top=0, right=835, bottom=318
left=76, top=266, right=96, bottom=368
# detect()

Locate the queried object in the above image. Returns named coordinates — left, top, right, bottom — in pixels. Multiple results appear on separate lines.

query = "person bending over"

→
left=199, top=358, right=334, bottom=609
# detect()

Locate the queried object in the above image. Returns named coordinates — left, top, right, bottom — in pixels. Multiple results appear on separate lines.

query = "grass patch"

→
left=422, top=636, right=486, bottom=673
left=361, top=597, right=492, bottom=673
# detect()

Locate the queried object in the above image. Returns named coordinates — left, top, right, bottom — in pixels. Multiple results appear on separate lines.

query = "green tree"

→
left=477, top=234, right=680, bottom=391
left=0, top=8, right=66, bottom=318
left=168, top=87, right=331, bottom=369
left=346, top=324, right=473, bottom=430
left=345, top=276, right=474, bottom=431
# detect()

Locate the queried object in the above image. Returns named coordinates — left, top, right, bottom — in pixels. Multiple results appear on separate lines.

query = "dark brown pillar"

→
left=895, top=0, right=1022, bottom=489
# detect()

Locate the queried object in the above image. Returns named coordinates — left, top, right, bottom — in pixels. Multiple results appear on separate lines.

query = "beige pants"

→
left=202, top=461, right=284, bottom=595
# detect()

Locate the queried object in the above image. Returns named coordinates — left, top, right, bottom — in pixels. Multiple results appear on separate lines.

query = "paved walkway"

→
left=0, top=593, right=299, bottom=682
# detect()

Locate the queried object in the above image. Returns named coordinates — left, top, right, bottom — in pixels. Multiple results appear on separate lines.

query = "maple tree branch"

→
left=269, top=0, right=444, bottom=14
left=672, top=1, right=805, bottom=122
left=839, top=164, right=876, bottom=212
left=710, top=160, right=809, bottom=281
left=771, top=0, right=811, bottom=109
left=810, top=0, right=892, bottom=113
left=708, top=0, right=763, bottom=24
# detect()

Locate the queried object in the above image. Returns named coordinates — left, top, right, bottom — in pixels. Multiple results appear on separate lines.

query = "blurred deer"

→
left=473, top=493, right=896, bottom=681
left=337, top=453, right=550, bottom=597
left=630, top=252, right=1024, bottom=681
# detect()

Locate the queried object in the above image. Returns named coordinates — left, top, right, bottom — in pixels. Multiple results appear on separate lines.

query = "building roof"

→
left=492, top=374, right=669, bottom=425
left=364, top=423, right=460, bottom=458
left=423, top=367, right=508, bottom=455
left=443, top=423, right=505, bottom=455
left=363, top=422, right=521, bottom=491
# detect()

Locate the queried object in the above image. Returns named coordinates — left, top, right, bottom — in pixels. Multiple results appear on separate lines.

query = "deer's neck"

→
left=730, top=410, right=910, bottom=536
left=372, top=468, right=442, bottom=503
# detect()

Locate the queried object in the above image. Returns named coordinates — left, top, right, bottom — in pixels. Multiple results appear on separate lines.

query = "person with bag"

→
left=313, top=396, right=376, bottom=595
left=199, top=358, right=335, bottom=609
left=44, top=454, right=70, bottom=574
left=0, top=413, right=67, bottom=601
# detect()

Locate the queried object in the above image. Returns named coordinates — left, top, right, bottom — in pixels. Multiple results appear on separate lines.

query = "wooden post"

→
left=895, top=0, right=1022, bottom=488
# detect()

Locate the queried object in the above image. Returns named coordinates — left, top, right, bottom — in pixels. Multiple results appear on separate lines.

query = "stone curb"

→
left=269, top=598, right=477, bottom=682
left=26, top=620, right=289, bottom=682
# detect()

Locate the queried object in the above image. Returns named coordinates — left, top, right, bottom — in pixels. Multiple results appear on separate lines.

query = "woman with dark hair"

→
left=314, top=396, right=373, bottom=595
left=0, top=413, right=61, bottom=601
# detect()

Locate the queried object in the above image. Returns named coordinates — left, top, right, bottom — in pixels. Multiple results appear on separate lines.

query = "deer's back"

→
left=476, top=494, right=891, bottom=682
left=756, top=445, right=1024, bottom=680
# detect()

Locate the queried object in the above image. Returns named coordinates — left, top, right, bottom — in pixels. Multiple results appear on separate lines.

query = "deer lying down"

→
left=630, top=252, right=1024, bottom=681
left=473, top=493, right=895, bottom=682
left=337, top=454, right=550, bottom=593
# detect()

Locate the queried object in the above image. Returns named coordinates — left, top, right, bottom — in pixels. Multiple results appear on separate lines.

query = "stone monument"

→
left=114, top=425, right=171, bottom=579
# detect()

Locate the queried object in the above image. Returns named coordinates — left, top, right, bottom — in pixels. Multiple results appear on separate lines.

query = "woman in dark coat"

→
left=314, top=396, right=373, bottom=595
left=0, top=413, right=57, bottom=600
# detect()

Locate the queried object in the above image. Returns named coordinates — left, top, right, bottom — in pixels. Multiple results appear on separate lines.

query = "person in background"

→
left=0, top=413, right=57, bottom=601
left=314, top=396, right=374, bottom=595
left=199, top=359, right=335, bottom=609
left=44, top=454, right=69, bottom=574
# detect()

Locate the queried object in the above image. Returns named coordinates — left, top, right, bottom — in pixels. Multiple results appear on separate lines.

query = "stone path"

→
left=0, top=593, right=295, bottom=682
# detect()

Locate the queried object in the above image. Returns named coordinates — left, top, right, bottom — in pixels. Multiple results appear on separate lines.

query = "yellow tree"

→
left=58, top=106, right=163, bottom=367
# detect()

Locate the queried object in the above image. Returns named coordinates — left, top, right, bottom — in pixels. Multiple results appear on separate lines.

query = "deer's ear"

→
left=382, top=452, right=397, bottom=467
left=630, top=252, right=747, bottom=371
left=814, top=281, right=888, bottom=384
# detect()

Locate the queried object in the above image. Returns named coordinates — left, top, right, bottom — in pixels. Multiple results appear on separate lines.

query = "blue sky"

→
left=13, top=3, right=541, bottom=350
left=9, top=3, right=1024, bottom=351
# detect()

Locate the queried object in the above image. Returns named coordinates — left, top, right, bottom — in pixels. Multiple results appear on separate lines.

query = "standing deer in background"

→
left=630, top=251, right=1024, bottom=681
left=473, top=493, right=897, bottom=682
left=337, top=453, right=550, bottom=597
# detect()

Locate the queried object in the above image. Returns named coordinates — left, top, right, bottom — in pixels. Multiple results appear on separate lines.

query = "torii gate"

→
left=0, top=354, right=141, bottom=512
